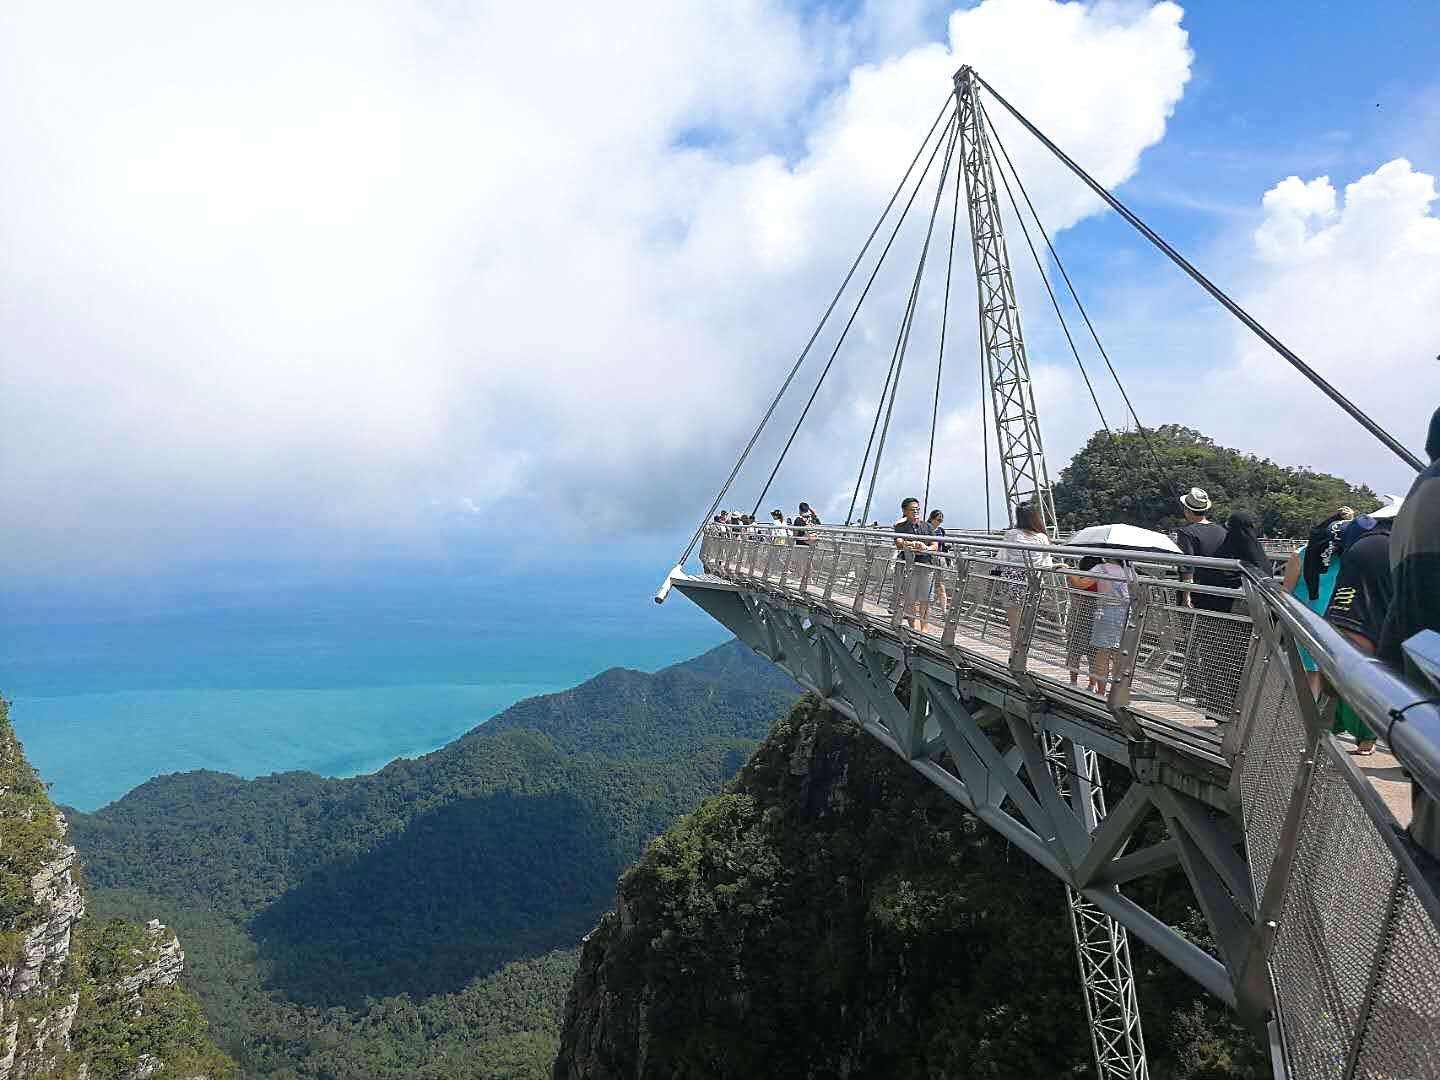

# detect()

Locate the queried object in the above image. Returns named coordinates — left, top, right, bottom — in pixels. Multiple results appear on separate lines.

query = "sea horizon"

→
left=2, top=551, right=729, bottom=812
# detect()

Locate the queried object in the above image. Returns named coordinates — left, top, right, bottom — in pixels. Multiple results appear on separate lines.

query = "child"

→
left=1068, top=558, right=1134, bottom=696
left=1089, top=559, right=1134, bottom=696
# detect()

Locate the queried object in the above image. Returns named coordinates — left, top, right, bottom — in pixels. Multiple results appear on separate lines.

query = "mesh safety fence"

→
left=1352, top=880, right=1440, bottom=1079
left=1269, top=747, right=1400, bottom=1078
left=1238, top=648, right=1309, bottom=902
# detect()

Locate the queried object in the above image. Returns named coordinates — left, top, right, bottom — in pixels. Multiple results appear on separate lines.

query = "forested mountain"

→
left=65, top=641, right=799, bottom=1077
left=1053, top=425, right=1376, bottom=535
left=556, top=698, right=1267, bottom=1080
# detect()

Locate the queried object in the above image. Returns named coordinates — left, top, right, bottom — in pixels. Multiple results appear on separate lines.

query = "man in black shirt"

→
left=1325, top=527, right=1394, bottom=653
left=893, top=497, right=938, bottom=632
left=1379, top=409, right=1440, bottom=666
left=1174, top=487, right=1229, bottom=611
left=1378, top=407, right=1440, bottom=857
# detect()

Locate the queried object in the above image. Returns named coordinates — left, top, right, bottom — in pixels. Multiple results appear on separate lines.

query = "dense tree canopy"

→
left=1052, top=425, right=1378, bottom=536
left=556, top=698, right=1266, bottom=1080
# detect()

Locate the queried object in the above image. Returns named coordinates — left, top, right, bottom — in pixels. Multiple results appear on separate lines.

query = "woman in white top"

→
left=1000, top=504, right=1053, bottom=648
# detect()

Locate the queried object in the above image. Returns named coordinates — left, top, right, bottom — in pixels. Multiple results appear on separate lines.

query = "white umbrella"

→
left=1066, top=523, right=1182, bottom=554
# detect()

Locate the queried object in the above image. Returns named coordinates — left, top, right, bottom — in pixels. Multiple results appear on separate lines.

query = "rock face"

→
left=0, top=815, right=86, bottom=1078
left=0, top=701, right=228, bottom=1079
left=554, top=697, right=1267, bottom=1080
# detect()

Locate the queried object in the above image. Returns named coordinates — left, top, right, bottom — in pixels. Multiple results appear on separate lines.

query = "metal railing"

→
left=700, top=523, right=1259, bottom=749
left=1234, top=579, right=1440, bottom=1078
left=697, top=523, right=1440, bottom=1075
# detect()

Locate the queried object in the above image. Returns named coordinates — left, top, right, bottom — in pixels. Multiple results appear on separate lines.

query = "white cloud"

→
left=0, top=0, right=1195, bottom=574
left=1195, top=158, right=1440, bottom=495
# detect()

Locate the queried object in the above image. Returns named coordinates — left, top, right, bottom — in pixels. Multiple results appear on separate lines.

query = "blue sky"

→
left=1, top=0, right=1436, bottom=581
left=1121, top=4, right=1439, bottom=236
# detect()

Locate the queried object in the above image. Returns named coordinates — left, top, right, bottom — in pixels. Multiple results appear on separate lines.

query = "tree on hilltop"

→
left=1052, top=425, right=1377, bottom=537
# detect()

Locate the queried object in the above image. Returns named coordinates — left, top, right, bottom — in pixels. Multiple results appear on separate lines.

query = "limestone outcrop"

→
left=0, top=815, right=86, bottom=1079
left=0, top=700, right=229, bottom=1079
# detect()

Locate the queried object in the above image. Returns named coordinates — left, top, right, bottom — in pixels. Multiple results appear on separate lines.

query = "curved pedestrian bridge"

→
left=669, top=523, right=1440, bottom=1078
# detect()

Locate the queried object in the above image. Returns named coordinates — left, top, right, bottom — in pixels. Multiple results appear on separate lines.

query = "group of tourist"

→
left=880, top=436, right=1440, bottom=732
left=709, top=408, right=1439, bottom=735
left=704, top=406, right=1440, bottom=858
left=713, top=503, right=823, bottom=545
left=1278, top=408, right=1440, bottom=767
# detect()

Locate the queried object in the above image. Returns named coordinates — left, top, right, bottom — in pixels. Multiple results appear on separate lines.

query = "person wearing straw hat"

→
left=1175, top=487, right=1228, bottom=611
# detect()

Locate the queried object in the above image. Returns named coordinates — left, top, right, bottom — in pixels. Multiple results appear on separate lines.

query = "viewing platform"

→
left=692, top=523, right=1409, bottom=822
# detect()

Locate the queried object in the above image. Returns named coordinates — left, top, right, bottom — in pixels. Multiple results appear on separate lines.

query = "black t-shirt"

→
left=1177, top=521, right=1229, bottom=587
left=1325, top=531, right=1394, bottom=648
left=894, top=520, right=937, bottom=564
left=1378, top=461, right=1440, bottom=666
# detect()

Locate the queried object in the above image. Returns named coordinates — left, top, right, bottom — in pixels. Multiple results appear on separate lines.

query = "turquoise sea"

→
left=0, top=551, right=728, bottom=812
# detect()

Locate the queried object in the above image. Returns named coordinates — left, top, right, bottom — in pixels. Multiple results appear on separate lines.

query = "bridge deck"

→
left=692, top=537, right=1414, bottom=827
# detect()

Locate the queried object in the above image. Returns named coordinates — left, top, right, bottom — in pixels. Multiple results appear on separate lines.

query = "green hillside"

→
left=67, top=640, right=798, bottom=1076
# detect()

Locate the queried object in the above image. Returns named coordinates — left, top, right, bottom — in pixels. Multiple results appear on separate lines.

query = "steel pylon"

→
left=954, top=65, right=1148, bottom=1080
left=953, top=66, right=1057, bottom=532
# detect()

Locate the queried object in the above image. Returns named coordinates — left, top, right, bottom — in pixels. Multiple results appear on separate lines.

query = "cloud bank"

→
left=12, top=2, right=1425, bottom=574
left=1197, top=158, right=1440, bottom=494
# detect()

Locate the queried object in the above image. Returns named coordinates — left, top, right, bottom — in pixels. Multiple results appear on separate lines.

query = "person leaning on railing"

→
left=1376, top=406, right=1440, bottom=857
left=1000, top=503, right=1052, bottom=648
left=893, top=497, right=939, bottom=634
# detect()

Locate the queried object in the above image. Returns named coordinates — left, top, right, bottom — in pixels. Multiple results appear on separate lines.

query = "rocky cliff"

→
left=554, top=697, right=1266, bottom=1080
left=0, top=701, right=230, bottom=1079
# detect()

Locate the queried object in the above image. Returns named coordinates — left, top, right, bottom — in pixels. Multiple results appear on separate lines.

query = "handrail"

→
left=1253, top=570, right=1440, bottom=806
left=728, top=521, right=1251, bottom=573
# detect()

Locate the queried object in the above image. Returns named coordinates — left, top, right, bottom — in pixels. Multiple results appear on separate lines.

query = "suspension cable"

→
left=984, top=107, right=1110, bottom=433
left=981, top=100, right=1177, bottom=495
left=846, top=114, right=959, bottom=524
left=673, top=94, right=958, bottom=566
left=923, top=125, right=963, bottom=516
left=857, top=117, right=961, bottom=527
left=751, top=101, right=959, bottom=515
left=985, top=103, right=1140, bottom=435
left=974, top=72, right=1425, bottom=474
left=846, top=295, right=906, bottom=524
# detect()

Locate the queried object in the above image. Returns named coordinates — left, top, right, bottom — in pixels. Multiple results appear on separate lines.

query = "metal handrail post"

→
left=1107, top=585, right=1150, bottom=743
left=941, top=556, right=969, bottom=650
left=892, top=550, right=914, bottom=630
left=1008, top=553, right=1040, bottom=682
left=852, top=551, right=876, bottom=615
